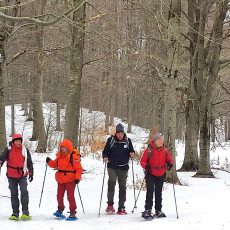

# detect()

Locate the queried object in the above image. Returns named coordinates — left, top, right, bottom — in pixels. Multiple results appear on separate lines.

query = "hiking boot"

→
left=105, top=205, right=115, bottom=214
left=9, top=213, right=19, bottom=221
left=141, top=209, right=153, bottom=219
left=117, top=207, right=127, bottom=215
left=21, top=212, right=32, bottom=221
left=154, top=210, right=166, bottom=218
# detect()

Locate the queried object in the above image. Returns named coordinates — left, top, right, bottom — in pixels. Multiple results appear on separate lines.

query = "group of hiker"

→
left=0, top=123, right=174, bottom=221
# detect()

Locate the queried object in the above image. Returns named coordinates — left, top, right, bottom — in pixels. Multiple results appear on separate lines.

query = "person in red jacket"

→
left=46, top=139, right=82, bottom=220
left=140, top=132, right=173, bottom=219
left=0, top=134, right=33, bottom=221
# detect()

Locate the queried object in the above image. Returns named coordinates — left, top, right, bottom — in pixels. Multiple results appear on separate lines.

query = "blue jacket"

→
left=102, top=134, right=134, bottom=170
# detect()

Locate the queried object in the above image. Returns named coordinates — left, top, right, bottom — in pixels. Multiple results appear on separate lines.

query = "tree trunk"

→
left=30, top=0, right=47, bottom=152
left=0, top=40, right=6, bottom=150
left=27, top=103, right=33, bottom=121
left=227, top=118, right=230, bottom=141
left=64, top=0, right=86, bottom=147
left=164, top=0, right=181, bottom=184
left=194, top=0, right=228, bottom=177
left=11, top=103, right=15, bottom=135
left=180, top=100, right=199, bottom=171
left=56, top=102, right=61, bottom=131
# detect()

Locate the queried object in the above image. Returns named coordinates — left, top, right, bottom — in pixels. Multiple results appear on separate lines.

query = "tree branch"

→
left=0, top=0, right=86, bottom=26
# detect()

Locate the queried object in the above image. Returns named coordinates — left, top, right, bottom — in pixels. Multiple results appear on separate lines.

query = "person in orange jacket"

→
left=46, top=139, right=82, bottom=220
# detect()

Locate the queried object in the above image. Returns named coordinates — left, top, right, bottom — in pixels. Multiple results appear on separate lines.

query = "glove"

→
left=145, top=164, right=151, bottom=173
left=75, top=179, right=80, bottom=184
left=167, top=163, right=173, bottom=170
left=28, top=174, right=33, bottom=182
left=46, top=157, right=51, bottom=164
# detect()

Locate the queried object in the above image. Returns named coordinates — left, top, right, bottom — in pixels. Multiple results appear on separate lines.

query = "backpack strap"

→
left=69, top=151, right=75, bottom=167
left=109, top=136, right=115, bottom=149
left=110, top=136, right=130, bottom=150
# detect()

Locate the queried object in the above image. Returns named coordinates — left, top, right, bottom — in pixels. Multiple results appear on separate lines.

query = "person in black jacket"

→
left=0, top=134, right=33, bottom=220
left=102, top=123, right=135, bottom=215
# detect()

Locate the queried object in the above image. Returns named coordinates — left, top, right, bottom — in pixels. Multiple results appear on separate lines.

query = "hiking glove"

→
left=167, top=163, right=173, bottom=170
left=75, top=179, right=80, bottom=184
left=46, top=157, right=51, bottom=164
left=28, top=174, right=33, bottom=182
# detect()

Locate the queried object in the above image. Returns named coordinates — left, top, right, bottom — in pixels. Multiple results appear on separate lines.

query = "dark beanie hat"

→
left=153, top=132, right=163, bottom=142
left=116, top=123, right=124, bottom=133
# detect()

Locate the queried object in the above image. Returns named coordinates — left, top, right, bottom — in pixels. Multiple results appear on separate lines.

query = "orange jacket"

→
left=48, top=139, right=82, bottom=184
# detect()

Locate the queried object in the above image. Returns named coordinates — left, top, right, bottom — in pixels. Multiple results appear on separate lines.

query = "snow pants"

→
left=8, top=176, right=29, bottom=214
left=145, top=173, right=165, bottom=212
left=57, top=181, right=76, bottom=213
left=107, top=168, right=128, bottom=209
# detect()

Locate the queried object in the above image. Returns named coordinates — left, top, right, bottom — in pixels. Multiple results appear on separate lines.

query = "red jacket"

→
left=1, top=144, right=33, bottom=178
left=140, top=141, right=174, bottom=177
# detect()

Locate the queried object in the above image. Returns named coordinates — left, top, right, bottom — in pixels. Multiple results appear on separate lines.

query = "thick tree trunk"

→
left=0, top=41, right=6, bottom=150
left=194, top=0, right=228, bottom=177
left=196, top=96, right=214, bottom=177
left=64, top=0, right=86, bottom=147
left=30, top=0, right=47, bottom=152
left=180, top=100, right=199, bottom=171
left=164, top=0, right=181, bottom=184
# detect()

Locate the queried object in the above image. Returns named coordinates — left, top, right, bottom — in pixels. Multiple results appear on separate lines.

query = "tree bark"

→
left=64, top=0, right=86, bottom=147
left=30, top=0, right=47, bottom=152
left=164, top=0, right=181, bottom=184
left=194, top=0, right=228, bottom=177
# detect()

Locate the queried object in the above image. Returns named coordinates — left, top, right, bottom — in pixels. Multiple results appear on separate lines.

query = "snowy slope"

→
left=0, top=105, right=230, bottom=230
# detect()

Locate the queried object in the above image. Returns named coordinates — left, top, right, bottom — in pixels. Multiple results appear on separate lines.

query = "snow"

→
left=1, top=105, right=230, bottom=229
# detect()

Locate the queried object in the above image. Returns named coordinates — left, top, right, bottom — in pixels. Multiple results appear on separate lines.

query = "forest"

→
left=0, top=0, right=230, bottom=183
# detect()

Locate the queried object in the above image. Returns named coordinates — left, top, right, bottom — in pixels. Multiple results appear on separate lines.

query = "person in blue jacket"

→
left=102, top=123, right=135, bottom=215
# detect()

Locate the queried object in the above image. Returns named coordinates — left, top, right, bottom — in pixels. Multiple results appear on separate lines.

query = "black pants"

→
left=107, top=168, right=128, bottom=209
left=145, top=173, right=165, bottom=212
left=8, top=177, right=29, bottom=214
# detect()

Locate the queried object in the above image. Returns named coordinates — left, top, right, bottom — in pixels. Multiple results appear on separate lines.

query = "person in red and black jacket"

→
left=140, top=132, right=173, bottom=219
left=0, top=134, right=33, bottom=220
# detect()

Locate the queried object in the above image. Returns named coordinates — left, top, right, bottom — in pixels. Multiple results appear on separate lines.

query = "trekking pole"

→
left=131, top=175, right=146, bottom=213
left=76, top=184, right=85, bottom=214
left=98, top=162, right=107, bottom=216
left=39, top=163, right=48, bottom=208
left=172, top=180, right=179, bottom=219
left=131, top=159, right=137, bottom=208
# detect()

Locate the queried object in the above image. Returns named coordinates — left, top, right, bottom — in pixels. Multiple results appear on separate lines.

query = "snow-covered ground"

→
left=0, top=105, right=230, bottom=230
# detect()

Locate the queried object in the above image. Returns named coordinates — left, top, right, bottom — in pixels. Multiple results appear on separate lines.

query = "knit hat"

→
left=116, top=123, right=124, bottom=133
left=152, top=132, right=163, bottom=142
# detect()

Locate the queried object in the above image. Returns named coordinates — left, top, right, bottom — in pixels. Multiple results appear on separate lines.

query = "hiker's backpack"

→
left=69, top=149, right=81, bottom=167
left=109, top=136, right=130, bottom=150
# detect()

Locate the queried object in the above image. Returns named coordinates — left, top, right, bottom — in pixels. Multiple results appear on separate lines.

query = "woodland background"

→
left=0, top=0, right=230, bottom=182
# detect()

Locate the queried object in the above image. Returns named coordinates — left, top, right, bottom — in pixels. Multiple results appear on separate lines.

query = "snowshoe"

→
left=66, top=211, right=78, bottom=221
left=153, top=211, right=166, bottom=218
left=53, top=210, right=66, bottom=219
left=9, top=213, right=19, bottom=221
left=141, top=210, right=153, bottom=220
left=105, top=205, right=115, bottom=215
left=20, top=213, right=32, bottom=221
left=117, top=208, right=127, bottom=215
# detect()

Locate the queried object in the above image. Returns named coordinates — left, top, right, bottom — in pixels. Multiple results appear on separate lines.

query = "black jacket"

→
left=102, top=134, right=134, bottom=170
